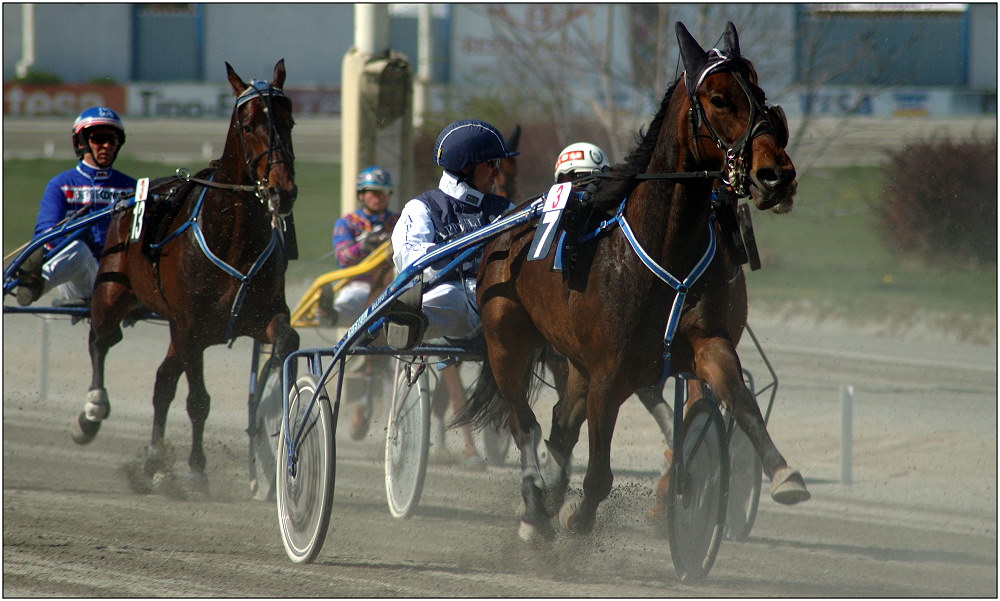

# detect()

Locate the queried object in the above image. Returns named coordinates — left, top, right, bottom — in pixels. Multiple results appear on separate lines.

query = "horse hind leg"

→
left=694, top=337, right=810, bottom=505
left=490, top=345, right=554, bottom=543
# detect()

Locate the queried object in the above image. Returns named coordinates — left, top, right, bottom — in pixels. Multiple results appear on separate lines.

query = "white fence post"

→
left=840, top=385, right=854, bottom=485
left=39, top=318, right=50, bottom=401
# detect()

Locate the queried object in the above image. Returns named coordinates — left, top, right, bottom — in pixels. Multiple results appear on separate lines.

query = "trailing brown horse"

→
left=458, top=22, right=808, bottom=541
left=74, top=60, right=299, bottom=494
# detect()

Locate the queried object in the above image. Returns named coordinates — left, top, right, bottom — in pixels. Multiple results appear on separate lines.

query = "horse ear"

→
left=675, top=22, right=708, bottom=94
left=226, top=62, right=246, bottom=97
left=506, top=124, right=521, bottom=152
left=722, top=21, right=741, bottom=59
left=272, top=58, right=286, bottom=90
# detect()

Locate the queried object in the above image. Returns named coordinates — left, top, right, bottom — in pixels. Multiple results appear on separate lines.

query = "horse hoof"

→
left=349, top=405, right=371, bottom=441
left=151, top=471, right=186, bottom=499
left=558, top=497, right=581, bottom=532
left=517, top=519, right=555, bottom=544
left=518, top=521, right=537, bottom=542
left=249, top=479, right=275, bottom=502
left=182, top=471, right=210, bottom=497
left=770, top=467, right=811, bottom=505
left=69, top=412, right=101, bottom=445
left=142, top=445, right=175, bottom=477
left=85, top=388, right=111, bottom=421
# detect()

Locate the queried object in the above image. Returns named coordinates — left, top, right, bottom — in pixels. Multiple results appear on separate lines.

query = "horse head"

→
left=676, top=22, right=796, bottom=212
left=225, top=59, right=298, bottom=217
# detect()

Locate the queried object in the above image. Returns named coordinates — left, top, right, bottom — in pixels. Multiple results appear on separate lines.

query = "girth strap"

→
left=148, top=174, right=282, bottom=346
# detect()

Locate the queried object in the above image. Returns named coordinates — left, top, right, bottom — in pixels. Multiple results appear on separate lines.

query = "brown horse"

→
left=74, top=60, right=299, bottom=494
left=458, top=22, right=808, bottom=541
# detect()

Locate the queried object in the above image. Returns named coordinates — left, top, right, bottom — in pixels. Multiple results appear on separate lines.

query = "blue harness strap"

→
left=148, top=173, right=282, bottom=346
left=571, top=196, right=718, bottom=380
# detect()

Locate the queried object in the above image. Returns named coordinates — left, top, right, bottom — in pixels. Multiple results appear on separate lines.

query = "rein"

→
left=146, top=80, right=292, bottom=347
left=579, top=57, right=769, bottom=380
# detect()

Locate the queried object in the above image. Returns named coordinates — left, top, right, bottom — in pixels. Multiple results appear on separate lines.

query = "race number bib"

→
left=130, top=178, right=149, bottom=241
left=527, top=183, right=571, bottom=261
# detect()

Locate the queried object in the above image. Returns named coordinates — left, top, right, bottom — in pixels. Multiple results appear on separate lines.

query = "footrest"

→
left=384, top=277, right=427, bottom=350
left=52, top=297, right=91, bottom=308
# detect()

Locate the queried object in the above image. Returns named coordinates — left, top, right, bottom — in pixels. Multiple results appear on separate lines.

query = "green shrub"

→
left=879, top=136, right=997, bottom=266
left=13, top=70, right=61, bottom=84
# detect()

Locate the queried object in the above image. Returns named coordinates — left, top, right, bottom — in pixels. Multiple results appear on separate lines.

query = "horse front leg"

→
left=146, top=341, right=184, bottom=478
left=73, top=276, right=134, bottom=444
left=181, top=346, right=211, bottom=494
left=693, top=336, right=810, bottom=505
left=561, top=378, right=625, bottom=535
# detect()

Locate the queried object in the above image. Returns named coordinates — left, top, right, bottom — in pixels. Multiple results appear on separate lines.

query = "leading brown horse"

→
left=73, top=60, right=299, bottom=494
left=458, top=22, right=808, bottom=541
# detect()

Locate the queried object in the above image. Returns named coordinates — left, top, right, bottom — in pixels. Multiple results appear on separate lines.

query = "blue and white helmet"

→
left=71, top=106, right=126, bottom=159
left=356, top=166, right=393, bottom=193
left=433, top=119, right=518, bottom=174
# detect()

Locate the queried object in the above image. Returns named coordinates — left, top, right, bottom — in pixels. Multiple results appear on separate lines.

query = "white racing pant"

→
left=421, top=278, right=480, bottom=341
left=41, top=240, right=97, bottom=302
left=333, top=280, right=372, bottom=327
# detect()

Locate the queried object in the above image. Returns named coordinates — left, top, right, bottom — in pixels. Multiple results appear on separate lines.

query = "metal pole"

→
left=840, top=385, right=853, bottom=485
left=39, top=318, right=49, bottom=401
left=414, top=4, right=432, bottom=128
left=16, top=4, right=35, bottom=79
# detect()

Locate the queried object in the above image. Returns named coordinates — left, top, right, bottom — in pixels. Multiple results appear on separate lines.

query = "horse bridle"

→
left=685, top=52, right=781, bottom=197
left=233, top=79, right=295, bottom=210
left=172, top=81, right=294, bottom=214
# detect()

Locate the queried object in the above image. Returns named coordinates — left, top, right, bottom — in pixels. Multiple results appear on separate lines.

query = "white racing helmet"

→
left=554, top=142, right=609, bottom=182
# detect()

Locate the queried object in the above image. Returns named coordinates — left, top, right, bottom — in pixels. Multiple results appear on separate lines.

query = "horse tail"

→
left=451, top=359, right=507, bottom=432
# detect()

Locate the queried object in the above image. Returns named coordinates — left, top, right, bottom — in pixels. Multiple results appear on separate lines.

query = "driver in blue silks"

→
left=14, top=107, right=137, bottom=307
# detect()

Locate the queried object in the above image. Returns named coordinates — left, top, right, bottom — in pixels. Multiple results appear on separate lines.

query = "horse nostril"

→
left=755, top=168, right=780, bottom=189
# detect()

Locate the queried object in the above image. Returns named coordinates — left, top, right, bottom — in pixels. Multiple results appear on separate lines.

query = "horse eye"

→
left=710, top=96, right=727, bottom=109
left=242, top=125, right=253, bottom=135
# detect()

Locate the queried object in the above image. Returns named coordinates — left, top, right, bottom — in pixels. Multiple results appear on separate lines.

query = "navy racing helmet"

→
left=433, top=119, right=519, bottom=175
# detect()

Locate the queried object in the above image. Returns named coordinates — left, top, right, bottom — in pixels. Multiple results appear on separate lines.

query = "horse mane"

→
left=588, top=77, right=682, bottom=209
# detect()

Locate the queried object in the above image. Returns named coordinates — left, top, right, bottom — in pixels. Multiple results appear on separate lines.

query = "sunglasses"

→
left=488, top=158, right=502, bottom=170
left=88, top=133, right=120, bottom=146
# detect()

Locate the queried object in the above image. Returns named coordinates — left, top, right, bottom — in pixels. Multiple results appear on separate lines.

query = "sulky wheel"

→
left=276, top=373, right=336, bottom=563
left=249, top=355, right=284, bottom=501
left=666, top=397, right=730, bottom=583
left=384, top=358, right=431, bottom=518
left=723, top=418, right=763, bottom=541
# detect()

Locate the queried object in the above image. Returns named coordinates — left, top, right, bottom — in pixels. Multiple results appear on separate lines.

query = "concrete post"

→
left=841, top=385, right=854, bottom=485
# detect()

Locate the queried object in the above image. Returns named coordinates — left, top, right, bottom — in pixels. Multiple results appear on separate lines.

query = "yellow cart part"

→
left=289, top=240, right=392, bottom=328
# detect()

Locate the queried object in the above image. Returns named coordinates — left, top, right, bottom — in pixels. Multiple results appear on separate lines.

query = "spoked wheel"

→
left=723, top=417, right=762, bottom=541
left=249, top=355, right=284, bottom=501
left=725, top=369, right=765, bottom=540
left=666, top=398, right=730, bottom=583
left=384, top=358, right=431, bottom=518
left=276, top=374, right=336, bottom=563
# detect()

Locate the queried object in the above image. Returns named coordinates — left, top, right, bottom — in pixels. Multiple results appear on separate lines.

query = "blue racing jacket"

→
left=32, top=161, right=137, bottom=257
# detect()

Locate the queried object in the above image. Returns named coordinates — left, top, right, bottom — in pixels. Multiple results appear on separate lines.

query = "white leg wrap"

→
left=85, top=389, right=110, bottom=421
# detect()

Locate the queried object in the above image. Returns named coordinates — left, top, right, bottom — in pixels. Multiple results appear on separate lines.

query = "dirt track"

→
left=2, top=299, right=995, bottom=596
